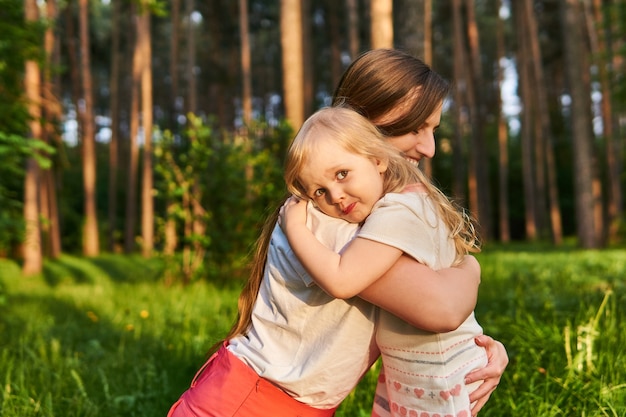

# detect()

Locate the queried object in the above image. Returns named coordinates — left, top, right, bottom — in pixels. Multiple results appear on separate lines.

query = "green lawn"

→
left=0, top=247, right=625, bottom=416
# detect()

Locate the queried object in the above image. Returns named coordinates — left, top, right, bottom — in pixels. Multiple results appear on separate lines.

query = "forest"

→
left=1, top=0, right=625, bottom=279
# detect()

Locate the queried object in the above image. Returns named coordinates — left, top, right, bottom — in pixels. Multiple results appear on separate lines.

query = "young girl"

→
left=282, top=106, right=487, bottom=417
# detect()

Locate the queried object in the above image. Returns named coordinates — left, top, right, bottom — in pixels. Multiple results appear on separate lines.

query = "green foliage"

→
left=153, top=114, right=291, bottom=282
left=0, top=133, right=55, bottom=254
left=0, top=0, right=45, bottom=134
left=1, top=247, right=625, bottom=416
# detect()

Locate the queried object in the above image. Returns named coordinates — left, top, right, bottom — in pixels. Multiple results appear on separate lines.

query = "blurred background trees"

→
left=1, top=0, right=624, bottom=279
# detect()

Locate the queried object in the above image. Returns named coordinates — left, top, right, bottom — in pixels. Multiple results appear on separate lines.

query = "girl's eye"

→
left=337, top=170, right=348, bottom=180
left=313, top=189, right=325, bottom=198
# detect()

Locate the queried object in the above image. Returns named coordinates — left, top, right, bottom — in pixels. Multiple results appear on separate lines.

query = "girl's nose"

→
left=326, top=186, right=344, bottom=204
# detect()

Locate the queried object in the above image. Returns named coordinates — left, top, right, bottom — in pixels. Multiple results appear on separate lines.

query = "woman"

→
left=167, top=49, right=506, bottom=417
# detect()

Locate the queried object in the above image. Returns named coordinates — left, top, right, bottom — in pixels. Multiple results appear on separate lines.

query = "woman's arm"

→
left=358, top=254, right=480, bottom=332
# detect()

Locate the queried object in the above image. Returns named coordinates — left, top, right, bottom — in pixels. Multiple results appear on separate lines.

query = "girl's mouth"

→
left=342, top=202, right=356, bottom=215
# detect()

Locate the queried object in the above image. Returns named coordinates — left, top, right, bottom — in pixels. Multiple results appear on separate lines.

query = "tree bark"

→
left=516, top=0, right=538, bottom=240
left=239, top=0, right=252, bottom=126
left=464, top=0, right=492, bottom=239
left=280, top=0, right=304, bottom=129
left=451, top=0, right=468, bottom=206
left=495, top=0, right=510, bottom=242
left=560, top=0, right=600, bottom=248
left=370, top=0, right=393, bottom=48
left=139, top=6, right=154, bottom=257
left=345, top=0, right=359, bottom=60
left=43, top=0, right=62, bottom=258
left=185, top=0, right=197, bottom=115
left=79, top=0, right=99, bottom=256
left=587, top=0, right=622, bottom=242
left=108, top=0, right=121, bottom=252
left=124, top=10, right=142, bottom=254
left=23, top=0, right=42, bottom=274
left=169, top=0, right=181, bottom=132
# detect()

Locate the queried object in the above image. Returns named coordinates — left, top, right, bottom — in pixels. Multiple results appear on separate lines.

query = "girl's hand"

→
left=466, top=335, right=508, bottom=415
left=279, top=196, right=308, bottom=236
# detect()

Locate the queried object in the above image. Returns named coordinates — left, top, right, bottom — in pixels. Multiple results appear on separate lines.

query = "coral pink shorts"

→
left=167, top=343, right=337, bottom=417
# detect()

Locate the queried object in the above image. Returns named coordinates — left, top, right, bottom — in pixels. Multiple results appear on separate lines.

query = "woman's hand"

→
left=466, top=335, right=508, bottom=415
left=279, top=196, right=308, bottom=235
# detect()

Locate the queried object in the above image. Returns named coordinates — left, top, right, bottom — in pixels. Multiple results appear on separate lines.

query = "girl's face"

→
left=297, top=138, right=388, bottom=224
left=378, top=102, right=443, bottom=166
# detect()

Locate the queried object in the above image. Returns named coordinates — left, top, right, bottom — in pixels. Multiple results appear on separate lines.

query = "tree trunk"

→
left=302, top=0, right=314, bottom=119
left=370, top=0, right=393, bottom=48
left=124, top=10, right=142, bottom=254
left=139, top=7, right=154, bottom=258
left=560, top=0, right=600, bottom=248
left=169, top=0, right=181, bottom=132
left=326, top=0, right=342, bottom=90
left=516, top=1, right=538, bottom=240
left=395, top=0, right=433, bottom=177
left=587, top=0, right=622, bottom=242
left=23, top=0, right=42, bottom=274
left=280, top=0, right=304, bottom=129
left=108, top=0, right=121, bottom=252
left=239, top=0, right=252, bottom=126
left=451, top=0, right=468, bottom=206
left=495, top=0, right=510, bottom=243
left=79, top=0, right=99, bottom=256
left=185, top=0, right=197, bottom=115
left=464, top=0, right=492, bottom=239
left=43, top=0, right=62, bottom=258
left=345, top=0, right=359, bottom=60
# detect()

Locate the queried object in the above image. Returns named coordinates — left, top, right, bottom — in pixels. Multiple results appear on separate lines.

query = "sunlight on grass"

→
left=1, top=248, right=625, bottom=416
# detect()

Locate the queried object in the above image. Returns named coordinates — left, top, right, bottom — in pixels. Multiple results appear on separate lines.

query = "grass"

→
left=0, top=247, right=625, bottom=416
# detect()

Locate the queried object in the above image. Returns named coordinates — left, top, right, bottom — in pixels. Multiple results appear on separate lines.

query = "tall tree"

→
left=42, top=0, right=62, bottom=258
left=345, top=0, right=359, bottom=59
left=185, top=0, right=197, bottom=115
left=523, top=0, right=563, bottom=244
left=586, top=0, right=622, bottom=242
left=108, top=0, right=121, bottom=252
left=495, top=0, right=510, bottom=242
left=516, top=3, right=538, bottom=240
left=560, top=0, right=601, bottom=248
left=464, top=0, right=492, bottom=239
left=395, top=0, right=433, bottom=177
left=139, top=3, right=154, bottom=257
left=280, top=0, right=304, bottom=128
left=169, top=0, right=181, bottom=131
left=79, top=0, right=99, bottom=256
left=124, top=9, right=142, bottom=254
left=239, top=0, right=252, bottom=126
left=451, top=0, right=468, bottom=206
left=22, top=0, right=42, bottom=275
left=370, top=0, right=393, bottom=48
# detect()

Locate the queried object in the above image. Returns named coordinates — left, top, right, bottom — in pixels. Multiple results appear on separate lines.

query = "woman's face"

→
left=377, top=102, right=443, bottom=167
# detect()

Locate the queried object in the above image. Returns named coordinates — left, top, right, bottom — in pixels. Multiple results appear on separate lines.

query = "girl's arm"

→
left=358, top=254, right=480, bottom=332
left=283, top=199, right=404, bottom=299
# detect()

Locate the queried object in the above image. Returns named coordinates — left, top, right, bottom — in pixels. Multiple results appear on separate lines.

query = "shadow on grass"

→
left=41, top=254, right=165, bottom=286
left=0, top=290, right=201, bottom=417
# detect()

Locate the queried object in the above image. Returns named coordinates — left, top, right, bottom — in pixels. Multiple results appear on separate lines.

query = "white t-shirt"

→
left=228, top=202, right=379, bottom=408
